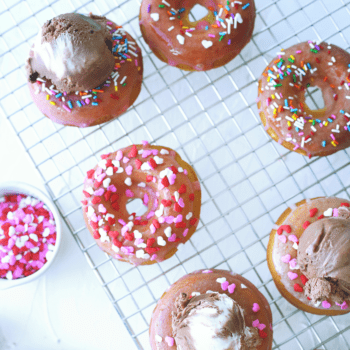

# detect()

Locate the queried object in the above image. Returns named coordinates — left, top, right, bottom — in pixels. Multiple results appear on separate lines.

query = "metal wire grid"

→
left=1, top=0, right=350, bottom=348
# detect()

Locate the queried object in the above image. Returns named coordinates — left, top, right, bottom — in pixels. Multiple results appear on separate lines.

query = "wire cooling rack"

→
left=2, top=0, right=350, bottom=349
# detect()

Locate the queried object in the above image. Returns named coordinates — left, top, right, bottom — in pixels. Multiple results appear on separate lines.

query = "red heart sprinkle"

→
left=111, top=203, right=120, bottom=211
left=146, top=175, right=153, bottom=182
left=294, top=283, right=303, bottom=293
left=341, top=203, right=350, bottom=207
left=178, top=184, right=186, bottom=194
left=174, top=203, right=182, bottom=213
left=161, top=177, right=170, bottom=187
left=189, top=193, right=195, bottom=201
left=86, top=169, right=95, bottom=179
left=113, top=238, right=122, bottom=248
left=106, top=159, right=113, bottom=168
left=135, top=159, right=142, bottom=169
left=258, top=330, right=268, bottom=339
left=83, top=191, right=91, bottom=198
left=176, top=222, right=186, bottom=228
left=309, top=208, right=317, bottom=217
left=128, top=145, right=138, bottom=158
left=153, top=219, right=160, bottom=229
left=94, top=180, right=102, bottom=188
left=277, top=225, right=291, bottom=235
left=104, top=191, right=112, bottom=201
left=125, top=233, right=134, bottom=241
left=81, top=200, right=88, bottom=205
left=170, top=166, right=178, bottom=174
left=109, top=231, right=119, bottom=239
left=190, top=218, right=198, bottom=226
left=149, top=158, right=157, bottom=169
left=93, top=230, right=100, bottom=239
left=145, top=247, right=160, bottom=254
left=110, top=194, right=119, bottom=203
left=108, top=217, right=116, bottom=225
left=300, top=275, right=309, bottom=286
left=91, top=197, right=101, bottom=204
left=161, top=199, right=172, bottom=207
left=147, top=238, right=155, bottom=247
left=303, top=221, right=310, bottom=230
left=100, top=154, right=110, bottom=159
left=317, top=215, right=324, bottom=220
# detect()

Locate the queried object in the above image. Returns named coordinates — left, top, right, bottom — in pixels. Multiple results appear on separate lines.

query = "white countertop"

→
left=0, top=117, right=137, bottom=350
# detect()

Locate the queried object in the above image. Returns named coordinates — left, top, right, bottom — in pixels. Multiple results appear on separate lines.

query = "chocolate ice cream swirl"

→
left=26, top=13, right=115, bottom=93
left=172, top=292, right=261, bottom=350
left=298, top=207, right=350, bottom=303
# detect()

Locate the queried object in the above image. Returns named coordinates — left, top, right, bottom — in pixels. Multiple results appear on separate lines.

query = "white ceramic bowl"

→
left=0, top=181, right=62, bottom=290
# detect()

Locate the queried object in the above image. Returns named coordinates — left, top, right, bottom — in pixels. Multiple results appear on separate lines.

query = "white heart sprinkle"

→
left=112, top=245, right=120, bottom=253
left=186, top=212, right=193, bottom=220
left=125, top=177, right=132, bottom=186
left=241, top=284, right=247, bottom=289
left=141, top=162, right=152, bottom=171
left=154, top=156, right=164, bottom=164
left=155, top=204, right=164, bottom=217
left=160, top=149, right=169, bottom=155
left=191, top=292, right=200, bottom=296
left=7, top=212, right=13, bottom=220
left=98, top=160, right=107, bottom=170
left=136, top=249, right=145, bottom=258
left=112, top=160, right=120, bottom=167
left=155, top=335, right=162, bottom=343
left=178, top=167, right=184, bottom=173
left=202, top=40, right=213, bottom=49
left=106, top=167, right=113, bottom=176
left=157, top=236, right=166, bottom=246
left=174, top=191, right=179, bottom=202
left=314, top=301, right=321, bottom=307
left=43, top=228, right=51, bottom=237
left=31, top=247, right=39, bottom=254
left=137, top=243, right=147, bottom=248
left=116, top=167, right=124, bottom=174
left=103, top=178, right=111, bottom=188
left=85, top=187, right=94, bottom=195
left=29, top=233, right=38, bottom=242
left=164, top=227, right=172, bottom=237
left=134, top=230, right=142, bottom=239
left=324, top=208, right=333, bottom=217
left=216, top=277, right=226, bottom=284
left=293, top=242, right=299, bottom=250
left=87, top=206, right=94, bottom=217
left=138, top=182, right=146, bottom=187
left=177, top=34, right=185, bottom=45
left=8, top=226, right=15, bottom=236
left=150, top=13, right=159, bottom=21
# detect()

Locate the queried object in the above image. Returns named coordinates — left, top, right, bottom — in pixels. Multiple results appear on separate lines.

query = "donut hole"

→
left=188, top=4, right=209, bottom=22
left=305, top=86, right=325, bottom=111
left=126, top=198, right=148, bottom=217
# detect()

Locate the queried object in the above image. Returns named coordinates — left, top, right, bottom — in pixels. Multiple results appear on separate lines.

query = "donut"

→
left=257, top=41, right=350, bottom=157
left=267, top=197, right=350, bottom=315
left=26, top=13, right=143, bottom=128
left=149, top=269, right=273, bottom=350
left=82, top=142, right=201, bottom=266
left=139, top=0, right=255, bottom=71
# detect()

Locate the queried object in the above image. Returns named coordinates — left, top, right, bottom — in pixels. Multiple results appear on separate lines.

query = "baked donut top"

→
left=258, top=41, right=350, bottom=157
left=139, top=0, right=255, bottom=70
left=272, top=197, right=350, bottom=312
left=82, top=142, right=201, bottom=266
left=26, top=14, right=142, bottom=122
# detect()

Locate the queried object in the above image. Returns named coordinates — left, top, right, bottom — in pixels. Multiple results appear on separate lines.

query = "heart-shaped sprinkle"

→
left=257, top=323, right=266, bottom=331
left=116, top=150, right=123, bottom=161
left=278, top=235, right=287, bottom=243
left=183, top=229, right=188, bottom=237
left=228, top=283, right=236, bottom=294
left=289, top=259, right=299, bottom=269
left=123, top=157, right=129, bottom=164
left=191, top=292, right=200, bottom=296
left=103, top=178, right=111, bottom=188
left=134, top=230, right=142, bottom=239
left=288, top=271, right=298, bottom=280
left=125, top=190, right=134, bottom=198
left=165, top=336, right=174, bottom=347
left=281, top=254, right=291, bottom=263
left=277, top=225, right=291, bottom=235
left=309, top=208, right=317, bottom=217
left=177, top=34, right=185, bottom=45
left=157, top=236, right=166, bottom=246
left=150, top=13, right=159, bottom=21
left=293, top=242, right=299, bottom=250
left=221, top=281, right=229, bottom=291
left=124, top=177, right=132, bottom=186
left=164, top=227, right=172, bottom=237
left=303, top=221, right=310, bottom=229
left=252, top=303, right=260, bottom=312
left=168, top=233, right=177, bottom=242
left=98, top=204, right=107, bottom=213
left=160, top=149, right=169, bottom=155
left=333, top=208, right=339, bottom=217
left=294, top=283, right=303, bottom=292
left=155, top=335, right=162, bottom=343
left=186, top=212, right=192, bottom=220
left=178, top=198, right=185, bottom=208
left=125, top=165, right=133, bottom=175
left=288, top=235, right=298, bottom=243
left=322, top=300, right=331, bottom=309
left=216, top=277, right=226, bottom=284
left=252, top=319, right=260, bottom=328
left=106, top=167, right=113, bottom=176
left=324, top=208, right=333, bottom=217
left=202, top=40, right=213, bottom=49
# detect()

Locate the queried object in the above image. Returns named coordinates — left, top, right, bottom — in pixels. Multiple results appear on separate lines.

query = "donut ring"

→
left=82, top=143, right=201, bottom=266
left=267, top=197, right=350, bottom=315
left=139, top=0, right=255, bottom=71
left=27, top=17, right=143, bottom=128
left=257, top=41, right=350, bottom=157
left=149, top=269, right=273, bottom=349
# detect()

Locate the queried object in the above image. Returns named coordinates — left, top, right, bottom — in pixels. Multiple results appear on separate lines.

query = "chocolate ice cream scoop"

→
left=26, top=13, right=115, bottom=93
left=172, top=292, right=261, bottom=350
left=297, top=210, right=350, bottom=303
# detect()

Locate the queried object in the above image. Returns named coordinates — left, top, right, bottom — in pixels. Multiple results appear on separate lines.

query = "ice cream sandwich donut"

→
left=139, top=0, right=255, bottom=71
left=149, top=269, right=273, bottom=349
left=26, top=13, right=143, bottom=127
left=82, top=142, right=201, bottom=266
left=267, top=197, right=350, bottom=315
left=258, top=41, right=350, bottom=157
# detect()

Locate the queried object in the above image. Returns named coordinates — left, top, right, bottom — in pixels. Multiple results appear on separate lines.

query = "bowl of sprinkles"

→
left=0, top=182, right=61, bottom=289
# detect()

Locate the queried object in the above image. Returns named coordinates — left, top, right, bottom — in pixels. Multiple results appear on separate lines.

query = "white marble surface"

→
left=0, top=116, right=137, bottom=350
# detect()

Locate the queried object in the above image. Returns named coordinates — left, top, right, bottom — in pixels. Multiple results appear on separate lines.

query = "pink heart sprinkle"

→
left=178, top=198, right=185, bottom=208
left=96, top=167, right=102, bottom=176
left=228, top=283, right=236, bottom=294
left=152, top=149, right=158, bottom=155
left=150, top=254, right=157, bottom=261
left=183, top=229, right=189, bottom=237
left=116, top=150, right=123, bottom=161
left=158, top=217, right=165, bottom=223
left=168, top=234, right=177, bottom=242
left=123, top=157, right=130, bottom=164
left=98, top=204, right=107, bottom=213
left=125, top=165, right=133, bottom=175
left=96, top=173, right=107, bottom=182
left=281, top=254, right=291, bottom=264
left=150, top=224, right=156, bottom=234
left=126, top=190, right=134, bottom=198
left=175, top=215, right=183, bottom=223
left=288, top=235, right=298, bottom=243
left=221, top=281, right=229, bottom=291
left=169, top=174, right=176, bottom=185
left=107, top=185, right=117, bottom=192
left=252, top=303, right=260, bottom=313
left=94, top=188, right=104, bottom=196
left=134, top=238, right=143, bottom=246
left=166, top=216, right=174, bottom=224
left=322, top=300, right=331, bottom=309
left=202, top=270, right=213, bottom=273
left=143, top=193, right=149, bottom=205
left=341, top=301, right=348, bottom=310
left=165, top=336, right=174, bottom=347
left=257, top=323, right=266, bottom=331
left=142, top=150, right=152, bottom=158
left=141, top=140, right=149, bottom=146
left=252, top=319, right=260, bottom=328
left=333, top=208, right=338, bottom=217
left=288, top=271, right=298, bottom=280
left=278, top=235, right=287, bottom=243
left=289, top=259, right=298, bottom=269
